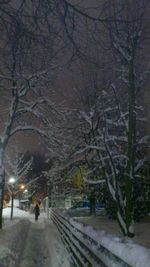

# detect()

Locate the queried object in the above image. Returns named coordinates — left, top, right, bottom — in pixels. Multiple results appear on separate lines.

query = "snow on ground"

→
left=3, top=207, right=29, bottom=218
left=71, top=217, right=150, bottom=267
left=45, top=219, right=71, bottom=267
left=2, top=207, right=33, bottom=229
left=0, top=207, right=71, bottom=267
left=2, top=207, right=149, bottom=267
left=3, top=206, right=30, bottom=218
left=77, top=216, right=150, bottom=248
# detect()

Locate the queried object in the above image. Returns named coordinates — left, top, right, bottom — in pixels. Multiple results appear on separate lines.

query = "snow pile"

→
left=8, top=199, right=20, bottom=207
left=0, top=246, right=12, bottom=259
left=70, top=219, right=150, bottom=267
left=3, top=207, right=30, bottom=218
left=2, top=207, right=31, bottom=229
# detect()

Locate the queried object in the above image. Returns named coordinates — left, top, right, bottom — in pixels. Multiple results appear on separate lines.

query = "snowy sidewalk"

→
left=19, top=219, right=49, bottom=267
left=0, top=208, right=71, bottom=267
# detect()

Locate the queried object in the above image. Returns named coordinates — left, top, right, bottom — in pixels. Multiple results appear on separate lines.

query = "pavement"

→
left=0, top=213, right=71, bottom=267
left=0, top=216, right=50, bottom=267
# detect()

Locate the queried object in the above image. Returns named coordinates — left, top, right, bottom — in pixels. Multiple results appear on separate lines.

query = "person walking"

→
left=34, top=203, right=40, bottom=221
left=89, top=191, right=96, bottom=216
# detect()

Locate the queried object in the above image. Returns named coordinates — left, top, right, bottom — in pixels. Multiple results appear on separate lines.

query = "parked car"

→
left=67, top=200, right=105, bottom=217
left=70, top=200, right=90, bottom=209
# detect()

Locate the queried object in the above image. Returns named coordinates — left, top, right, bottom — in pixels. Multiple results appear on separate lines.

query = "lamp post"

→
left=8, top=177, right=15, bottom=220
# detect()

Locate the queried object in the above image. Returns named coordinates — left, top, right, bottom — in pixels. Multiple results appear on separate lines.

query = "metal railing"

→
left=50, top=208, right=133, bottom=267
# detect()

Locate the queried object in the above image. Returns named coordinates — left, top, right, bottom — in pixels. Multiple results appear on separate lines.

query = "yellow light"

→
left=20, top=184, right=25, bottom=190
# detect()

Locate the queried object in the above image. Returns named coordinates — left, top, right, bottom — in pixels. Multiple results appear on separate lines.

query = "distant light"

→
left=24, top=189, right=28, bottom=193
left=20, top=184, right=25, bottom=190
left=9, top=177, right=15, bottom=184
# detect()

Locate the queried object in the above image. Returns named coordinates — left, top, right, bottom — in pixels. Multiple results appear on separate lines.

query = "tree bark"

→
left=0, top=142, right=5, bottom=229
left=10, top=192, right=14, bottom=220
left=125, top=59, right=136, bottom=237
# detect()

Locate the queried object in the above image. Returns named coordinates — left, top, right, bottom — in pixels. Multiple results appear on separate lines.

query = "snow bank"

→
left=70, top=219, right=150, bottom=267
left=3, top=207, right=29, bottom=218
left=8, top=199, right=20, bottom=208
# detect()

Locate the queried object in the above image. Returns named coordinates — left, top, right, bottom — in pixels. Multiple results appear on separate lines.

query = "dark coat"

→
left=34, top=204, right=40, bottom=216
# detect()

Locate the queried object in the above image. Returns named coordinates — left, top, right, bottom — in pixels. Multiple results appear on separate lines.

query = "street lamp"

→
left=20, top=184, right=25, bottom=191
left=24, top=189, right=28, bottom=193
left=8, top=176, right=16, bottom=220
left=9, top=177, right=15, bottom=184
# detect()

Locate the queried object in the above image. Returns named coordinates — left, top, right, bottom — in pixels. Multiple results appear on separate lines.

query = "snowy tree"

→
left=0, top=0, right=149, bottom=235
left=104, top=0, right=150, bottom=237
left=24, top=152, right=49, bottom=204
left=5, top=152, right=33, bottom=220
left=5, top=151, right=33, bottom=185
left=79, top=81, right=149, bottom=236
left=0, top=1, right=59, bottom=228
left=75, top=1, right=150, bottom=237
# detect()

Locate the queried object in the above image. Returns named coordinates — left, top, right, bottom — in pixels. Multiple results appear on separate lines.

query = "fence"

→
left=50, top=208, right=133, bottom=267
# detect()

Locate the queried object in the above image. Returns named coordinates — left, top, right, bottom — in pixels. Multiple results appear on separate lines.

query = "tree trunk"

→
left=0, top=143, right=5, bottom=229
left=10, top=192, right=14, bottom=220
left=125, top=60, right=136, bottom=237
left=48, top=181, right=52, bottom=208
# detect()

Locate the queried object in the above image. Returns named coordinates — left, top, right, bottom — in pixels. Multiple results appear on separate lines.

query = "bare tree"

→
left=0, top=0, right=58, bottom=228
left=5, top=151, right=33, bottom=220
left=74, top=0, right=150, bottom=237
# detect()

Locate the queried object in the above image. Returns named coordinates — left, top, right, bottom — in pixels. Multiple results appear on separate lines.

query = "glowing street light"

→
left=9, top=177, right=15, bottom=184
left=24, top=189, right=28, bottom=193
left=20, top=184, right=25, bottom=190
